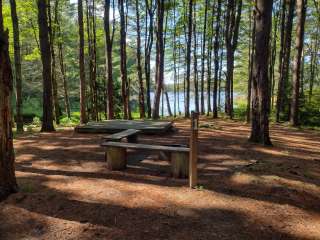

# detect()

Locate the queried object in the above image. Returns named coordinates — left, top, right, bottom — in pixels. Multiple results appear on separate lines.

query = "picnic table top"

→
left=75, top=120, right=173, bottom=134
left=102, top=129, right=141, bottom=140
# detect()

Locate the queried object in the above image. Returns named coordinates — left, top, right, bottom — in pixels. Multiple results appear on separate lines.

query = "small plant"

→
left=195, top=185, right=205, bottom=191
left=20, top=183, right=35, bottom=193
left=32, top=117, right=41, bottom=127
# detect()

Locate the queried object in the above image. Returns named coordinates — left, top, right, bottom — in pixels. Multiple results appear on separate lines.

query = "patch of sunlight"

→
left=230, top=172, right=320, bottom=194
left=255, top=146, right=290, bottom=156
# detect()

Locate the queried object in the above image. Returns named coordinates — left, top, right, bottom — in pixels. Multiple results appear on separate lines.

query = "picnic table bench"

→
left=102, top=129, right=140, bottom=143
left=101, top=141, right=190, bottom=178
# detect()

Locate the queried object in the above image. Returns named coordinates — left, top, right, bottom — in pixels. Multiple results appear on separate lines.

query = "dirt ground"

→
left=1, top=118, right=320, bottom=240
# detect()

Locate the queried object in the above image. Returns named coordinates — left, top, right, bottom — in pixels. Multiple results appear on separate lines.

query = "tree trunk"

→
left=104, top=0, right=114, bottom=119
left=206, top=2, right=215, bottom=116
left=9, top=0, right=23, bottom=133
left=56, top=1, right=71, bottom=119
left=290, top=0, right=307, bottom=126
left=48, top=0, right=60, bottom=125
left=85, top=0, right=98, bottom=121
left=173, top=0, right=177, bottom=117
left=270, top=2, right=281, bottom=110
left=135, top=0, right=145, bottom=119
left=247, top=7, right=255, bottom=122
left=276, top=0, right=295, bottom=122
left=38, top=0, right=55, bottom=132
left=144, top=0, right=155, bottom=118
left=249, top=0, right=273, bottom=146
left=193, top=3, right=199, bottom=114
left=185, top=0, right=193, bottom=117
left=78, top=0, right=87, bottom=124
left=119, top=0, right=128, bottom=119
left=225, top=0, right=242, bottom=119
left=213, top=0, right=222, bottom=118
left=152, top=0, right=165, bottom=119
left=200, top=0, right=208, bottom=115
left=0, top=0, right=18, bottom=199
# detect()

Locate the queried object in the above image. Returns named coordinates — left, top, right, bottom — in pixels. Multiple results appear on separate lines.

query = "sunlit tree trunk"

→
left=48, top=0, right=61, bottom=124
left=199, top=0, right=208, bottom=115
left=193, top=2, right=199, bottom=113
left=144, top=0, right=155, bottom=118
left=185, top=0, right=193, bottom=117
left=247, top=6, right=255, bottom=122
left=213, top=0, right=222, bottom=118
left=9, top=0, right=23, bottom=132
left=118, top=0, right=128, bottom=119
left=225, top=0, right=242, bottom=119
left=152, top=0, right=165, bottom=119
left=56, top=0, right=71, bottom=119
left=104, top=0, right=115, bottom=119
left=290, top=0, right=307, bottom=126
left=135, top=0, right=145, bottom=119
left=276, top=0, right=295, bottom=122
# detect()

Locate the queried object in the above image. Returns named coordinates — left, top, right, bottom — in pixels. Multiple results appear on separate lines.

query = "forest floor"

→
left=1, top=118, right=320, bottom=240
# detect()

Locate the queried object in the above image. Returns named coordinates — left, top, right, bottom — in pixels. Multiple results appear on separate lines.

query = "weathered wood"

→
left=102, top=129, right=140, bottom=142
left=106, top=146, right=127, bottom=170
left=189, top=111, right=199, bottom=188
left=75, top=120, right=173, bottom=134
left=102, top=141, right=190, bottom=153
left=127, top=134, right=138, bottom=143
left=171, top=152, right=189, bottom=178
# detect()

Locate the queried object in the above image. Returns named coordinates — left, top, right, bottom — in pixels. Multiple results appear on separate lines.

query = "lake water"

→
left=149, top=91, right=227, bottom=116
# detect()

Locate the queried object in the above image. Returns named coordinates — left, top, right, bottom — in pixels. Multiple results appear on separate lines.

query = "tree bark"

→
left=9, top=0, right=23, bottom=132
left=78, top=0, right=87, bottom=124
left=152, top=0, right=165, bottom=119
left=193, top=3, right=199, bottom=114
left=247, top=7, right=255, bottom=122
left=38, top=0, right=55, bottom=132
left=225, top=0, right=242, bottom=119
left=144, top=0, right=155, bottom=118
left=56, top=0, right=71, bottom=119
left=249, top=0, right=273, bottom=146
left=119, top=0, right=128, bottom=119
left=0, top=0, right=18, bottom=199
left=200, top=0, right=208, bottom=115
left=213, top=0, right=222, bottom=118
left=135, top=0, right=145, bottom=118
left=276, top=0, right=295, bottom=122
left=104, top=0, right=115, bottom=119
left=290, top=0, right=307, bottom=126
left=185, top=0, right=193, bottom=117
left=48, top=0, right=61, bottom=124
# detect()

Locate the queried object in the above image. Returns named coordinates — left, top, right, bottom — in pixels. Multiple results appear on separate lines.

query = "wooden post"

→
left=171, top=152, right=189, bottom=178
left=189, top=111, right=199, bottom=188
left=106, top=147, right=127, bottom=170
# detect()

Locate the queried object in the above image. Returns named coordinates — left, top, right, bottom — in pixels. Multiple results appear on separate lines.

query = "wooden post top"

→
left=191, top=111, right=199, bottom=131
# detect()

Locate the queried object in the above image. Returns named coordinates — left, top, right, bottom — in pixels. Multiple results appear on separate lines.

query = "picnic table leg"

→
left=171, top=152, right=189, bottom=178
left=106, top=146, right=127, bottom=170
left=127, top=134, right=138, bottom=143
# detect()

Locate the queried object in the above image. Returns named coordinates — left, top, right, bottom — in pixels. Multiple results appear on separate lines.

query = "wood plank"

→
left=102, top=141, right=190, bottom=153
left=75, top=120, right=173, bottom=134
left=102, top=129, right=141, bottom=140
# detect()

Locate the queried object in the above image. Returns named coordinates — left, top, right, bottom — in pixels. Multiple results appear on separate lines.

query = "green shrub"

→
left=300, top=100, right=320, bottom=127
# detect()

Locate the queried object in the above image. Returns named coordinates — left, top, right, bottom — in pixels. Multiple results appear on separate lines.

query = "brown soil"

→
left=1, top=118, right=320, bottom=240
